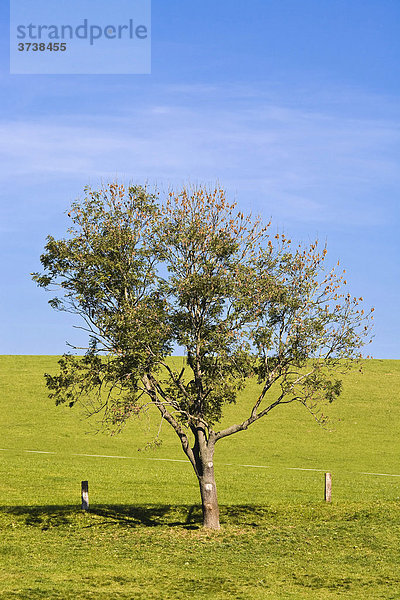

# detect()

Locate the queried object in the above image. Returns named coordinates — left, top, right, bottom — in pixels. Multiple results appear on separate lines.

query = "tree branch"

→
left=141, top=373, right=198, bottom=473
left=215, top=393, right=287, bottom=442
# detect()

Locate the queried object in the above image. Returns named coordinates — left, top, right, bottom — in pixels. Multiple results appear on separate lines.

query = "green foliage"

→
left=32, top=179, right=374, bottom=534
left=33, top=184, right=172, bottom=431
left=33, top=183, right=373, bottom=439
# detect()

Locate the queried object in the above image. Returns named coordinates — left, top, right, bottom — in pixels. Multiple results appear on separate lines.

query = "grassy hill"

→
left=0, top=356, right=399, bottom=598
left=1, top=356, right=399, bottom=506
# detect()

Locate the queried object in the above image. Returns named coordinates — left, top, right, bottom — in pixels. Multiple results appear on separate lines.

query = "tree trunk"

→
left=196, top=443, right=220, bottom=530
left=198, top=470, right=220, bottom=529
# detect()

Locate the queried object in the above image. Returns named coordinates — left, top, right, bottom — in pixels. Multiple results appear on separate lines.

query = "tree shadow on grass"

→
left=0, top=504, right=202, bottom=529
left=0, top=504, right=275, bottom=530
left=90, top=504, right=204, bottom=529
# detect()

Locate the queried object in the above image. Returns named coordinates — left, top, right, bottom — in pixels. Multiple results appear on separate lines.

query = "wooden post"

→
left=324, top=472, right=332, bottom=502
left=81, top=480, right=89, bottom=510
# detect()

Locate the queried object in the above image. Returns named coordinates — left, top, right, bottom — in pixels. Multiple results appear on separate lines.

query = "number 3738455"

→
left=17, top=42, right=67, bottom=51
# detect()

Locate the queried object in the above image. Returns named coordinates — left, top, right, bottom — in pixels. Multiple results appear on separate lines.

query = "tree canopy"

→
left=33, top=183, right=373, bottom=529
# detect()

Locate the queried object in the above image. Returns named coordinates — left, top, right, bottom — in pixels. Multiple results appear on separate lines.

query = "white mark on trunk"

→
left=205, top=483, right=213, bottom=491
left=207, top=462, right=213, bottom=468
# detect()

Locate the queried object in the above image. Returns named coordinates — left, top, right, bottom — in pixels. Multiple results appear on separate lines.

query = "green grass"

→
left=1, top=503, right=399, bottom=599
left=1, top=356, right=400, bottom=598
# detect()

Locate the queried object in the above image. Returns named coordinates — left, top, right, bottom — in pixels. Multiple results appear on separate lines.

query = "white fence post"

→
left=324, top=472, right=332, bottom=502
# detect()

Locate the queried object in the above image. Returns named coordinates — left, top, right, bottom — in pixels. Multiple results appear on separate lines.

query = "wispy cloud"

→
left=1, top=84, right=399, bottom=226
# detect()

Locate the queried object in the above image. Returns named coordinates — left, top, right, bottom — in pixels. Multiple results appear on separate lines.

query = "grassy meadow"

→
left=0, top=356, right=399, bottom=598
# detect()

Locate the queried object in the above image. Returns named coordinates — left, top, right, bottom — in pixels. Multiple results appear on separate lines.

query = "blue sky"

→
left=0, top=0, right=399, bottom=357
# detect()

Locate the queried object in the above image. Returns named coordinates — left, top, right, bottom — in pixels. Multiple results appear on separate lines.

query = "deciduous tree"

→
left=33, top=183, right=373, bottom=529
